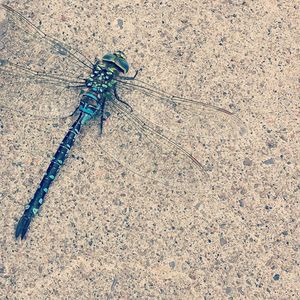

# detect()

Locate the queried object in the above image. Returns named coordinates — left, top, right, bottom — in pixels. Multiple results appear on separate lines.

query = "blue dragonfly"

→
left=0, top=5, right=244, bottom=239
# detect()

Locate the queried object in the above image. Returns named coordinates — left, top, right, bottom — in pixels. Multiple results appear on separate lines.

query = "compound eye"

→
left=116, top=57, right=129, bottom=73
left=102, top=52, right=129, bottom=73
left=114, top=50, right=127, bottom=60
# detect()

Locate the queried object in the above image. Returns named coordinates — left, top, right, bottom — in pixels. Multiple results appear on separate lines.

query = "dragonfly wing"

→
left=97, top=99, right=209, bottom=187
left=117, top=78, right=247, bottom=141
left=0, top=5, right=90, bottom=116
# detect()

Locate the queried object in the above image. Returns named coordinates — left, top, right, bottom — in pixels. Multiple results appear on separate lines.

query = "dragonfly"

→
left=0, top=5, right=244, bottom=239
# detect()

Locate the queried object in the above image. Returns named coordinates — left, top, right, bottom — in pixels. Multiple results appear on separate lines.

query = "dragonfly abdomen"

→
left=15, top=103, right=99, bottom=239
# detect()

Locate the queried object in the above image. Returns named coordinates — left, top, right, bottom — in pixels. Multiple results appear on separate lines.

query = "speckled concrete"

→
left=0, top=0, right=299, bottom=299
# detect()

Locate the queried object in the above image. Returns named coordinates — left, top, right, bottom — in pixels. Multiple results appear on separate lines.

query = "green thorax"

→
left=84, top=51, right=129, bottom=97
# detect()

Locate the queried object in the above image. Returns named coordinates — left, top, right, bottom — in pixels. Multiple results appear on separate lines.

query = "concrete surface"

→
left=0, top=0, right=299, bottom=299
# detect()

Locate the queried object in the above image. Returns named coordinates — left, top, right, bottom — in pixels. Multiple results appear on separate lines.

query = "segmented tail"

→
left=15, top=210, right=34, bottom=239
left=15, top=101, right=99, bottom=239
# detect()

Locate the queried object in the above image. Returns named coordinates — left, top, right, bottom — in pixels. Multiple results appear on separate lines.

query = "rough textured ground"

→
left=0, top=0, right=299, bottom=299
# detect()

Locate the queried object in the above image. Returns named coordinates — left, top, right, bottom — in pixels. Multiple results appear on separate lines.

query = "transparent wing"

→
left=94, top=77, right=246, bottom=184
left=0, top=5, right=90, bottom=116
left=97, top=98, right=209, bottom=186
left=117, top=78, right=247, bottom=141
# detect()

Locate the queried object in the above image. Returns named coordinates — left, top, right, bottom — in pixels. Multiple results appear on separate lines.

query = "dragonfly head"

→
left=102, top=51, right=129, bottom=74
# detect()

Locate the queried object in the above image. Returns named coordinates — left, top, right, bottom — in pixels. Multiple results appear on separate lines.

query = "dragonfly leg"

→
left=99, top=114, right=105, bottom=134
left=98, top=100, right=108, bottom=135
left=114, top=88, right=133, bottom=112
left=118, top=68, right=140, bottom=80
left=70, top=105, right=80, bottom=117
